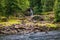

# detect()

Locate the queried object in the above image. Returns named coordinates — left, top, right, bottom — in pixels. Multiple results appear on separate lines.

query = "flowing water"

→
left=0, top=30, right=60, bottom=40
left=30, top=8, right=33, bottom=17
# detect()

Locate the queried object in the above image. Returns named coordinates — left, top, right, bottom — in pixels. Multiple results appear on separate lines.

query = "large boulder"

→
left=32, top=16, right=44, bottom=21
left=1, top=17, right=8, bottom=22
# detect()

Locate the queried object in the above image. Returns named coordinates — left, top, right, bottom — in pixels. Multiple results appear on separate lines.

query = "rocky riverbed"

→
left=0, top=23, right=60, bottom=35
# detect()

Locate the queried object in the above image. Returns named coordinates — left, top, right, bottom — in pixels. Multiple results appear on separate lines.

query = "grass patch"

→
left=46, top=23, right=56, bottom=28
left=36, top=22, right=56, bottom=28
left=0, top=19, right=21, bottom=26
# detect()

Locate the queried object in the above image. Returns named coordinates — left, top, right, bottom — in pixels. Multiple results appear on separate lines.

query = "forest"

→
left=0, top=0, right=60, bottom=34
left=0, top=0, right=59, bottom=21
left=0, top=0, right=59, bottom=22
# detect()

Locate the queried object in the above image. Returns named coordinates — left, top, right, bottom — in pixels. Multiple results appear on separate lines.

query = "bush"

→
left=54, top=1, right=60, bottom=22
left=24, top=9, right=32, bottom=16
left=1, top=17, right=8, bottom=22
left=42, top=0, right=55, bottom=12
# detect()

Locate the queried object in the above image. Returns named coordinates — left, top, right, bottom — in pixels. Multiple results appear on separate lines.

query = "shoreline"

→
left=0, top=23, right=60, bottom=35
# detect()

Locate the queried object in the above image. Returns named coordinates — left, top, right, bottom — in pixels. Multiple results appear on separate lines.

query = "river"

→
left=0, top=30, right=60, bottom=40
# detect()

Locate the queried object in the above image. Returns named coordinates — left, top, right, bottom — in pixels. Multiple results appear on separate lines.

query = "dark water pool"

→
left=0, top=31, right=60, bottom=40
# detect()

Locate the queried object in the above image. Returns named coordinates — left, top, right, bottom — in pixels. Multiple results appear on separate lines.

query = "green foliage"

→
left=0, top=17, right=8, bottom=22
left=29, top=0, right=55, bottom=14
left=20, top=0, right=30, bottom=11
left=4, top=0, right=22, bottom=18
left=0, top=0, right=5, bottom=16
left=42, top=0, right=55, bottom=12
left=54, top=0, right=60, bottom=22
left=0, top=0, right=60, bottom=22
left=29, top=0, right=42, bottom=14
left=0, top=0, right=30, bottom=18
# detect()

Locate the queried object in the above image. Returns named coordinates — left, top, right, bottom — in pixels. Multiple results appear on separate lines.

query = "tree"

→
left=0, top=0, right=5, bottom=16
left=54, top=0, right=60, bottom=22
left=42, top=0, right=55, bottom=12
left=4, top=0, right=20, bottom=18
left=4, top=0, right=30, bottom=18
left=20, top=0, right=30, bottom=11
left=29, top=0, right=42, bottom=15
